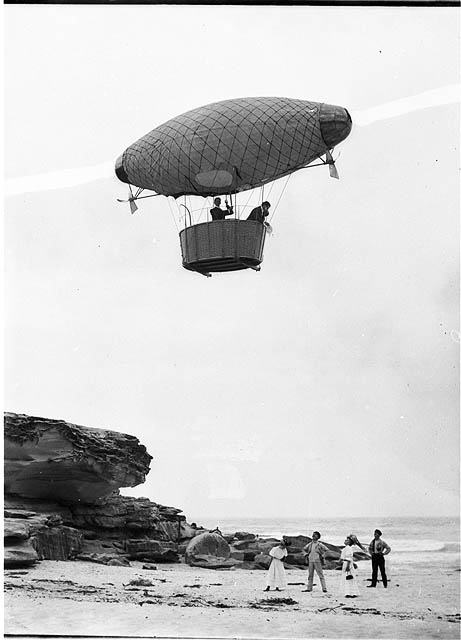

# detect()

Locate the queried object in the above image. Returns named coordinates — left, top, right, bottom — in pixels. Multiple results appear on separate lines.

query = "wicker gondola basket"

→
left=179, top=220, right=266, bottom=274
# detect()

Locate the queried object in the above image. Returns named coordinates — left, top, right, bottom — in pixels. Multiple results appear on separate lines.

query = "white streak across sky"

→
left=5, top=161, right=115, bottom=197
left=351, top=83, right=460, bottom=126
left=5, top=84, right=460, bottom=197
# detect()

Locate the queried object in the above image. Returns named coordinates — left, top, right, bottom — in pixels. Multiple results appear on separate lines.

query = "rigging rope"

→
left=241, top=190, right=255, bottom=217
left=167, top=196, right=180, bottom=232
left=196, top=197, right=209, bottom=224
left=270, top=174, right=292, bottom=222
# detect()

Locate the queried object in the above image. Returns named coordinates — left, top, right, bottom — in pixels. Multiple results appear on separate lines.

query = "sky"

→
left=4, top=5, right=460, bottom=523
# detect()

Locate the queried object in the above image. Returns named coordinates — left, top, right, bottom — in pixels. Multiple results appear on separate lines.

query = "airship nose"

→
left=115, top=154, right=130, bottom=184
left=319, top=104, right=352, bottom=148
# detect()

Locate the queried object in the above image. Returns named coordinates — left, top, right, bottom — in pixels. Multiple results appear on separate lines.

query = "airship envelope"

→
left=115, top=97, right=352, bottom=198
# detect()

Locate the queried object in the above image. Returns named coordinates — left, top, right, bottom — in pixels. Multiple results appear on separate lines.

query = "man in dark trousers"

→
left=210, top=197, right=233, bottom=220
left=368, top=529, right=391, bottom=588
left=247, top=200, right=271, bottom=223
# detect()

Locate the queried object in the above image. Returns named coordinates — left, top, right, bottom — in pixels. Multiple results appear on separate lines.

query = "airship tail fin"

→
left=325, top=149, right=339, bottom=179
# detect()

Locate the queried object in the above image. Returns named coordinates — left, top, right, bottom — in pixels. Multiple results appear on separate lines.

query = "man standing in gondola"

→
left=247, top=200, right=271, bottom=223
left=210, top=197, right=233, bottom=220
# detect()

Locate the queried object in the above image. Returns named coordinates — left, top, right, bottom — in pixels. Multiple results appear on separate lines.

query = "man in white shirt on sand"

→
left=303, top=531, right=328, bottom=593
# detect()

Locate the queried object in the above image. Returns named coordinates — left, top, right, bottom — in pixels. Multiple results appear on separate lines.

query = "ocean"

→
left=193, top=516, right=460, bottom=571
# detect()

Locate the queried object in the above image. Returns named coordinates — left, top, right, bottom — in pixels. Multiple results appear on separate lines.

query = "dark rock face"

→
left=4, top=540, right=39, bottom=568
left=3, top=412, right=196, bottom=568
left=126, top=540, right=180, bottom=563
left=3, top=492, right=191, bottom=566
left=31, top=525, right=84, bottom=561
left=4, top=518, right=30, bottom=540
left=70, top=495, right=185, bottom=540
left=4, top=412, right=152, bottom=503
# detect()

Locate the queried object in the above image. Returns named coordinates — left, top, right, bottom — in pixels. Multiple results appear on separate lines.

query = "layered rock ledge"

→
left=5, top=412, right=152, bottom=503
left=4, top=412, right=192, bottom=568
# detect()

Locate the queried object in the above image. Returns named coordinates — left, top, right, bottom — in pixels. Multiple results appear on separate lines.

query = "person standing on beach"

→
left=368, top=529, right=391, bottom=588
left=340, top=536, right=361, bottom=598
left=264, top=539, right=289, bottom=592
left=347, top=533, right=368, bottom=553
left=302, top=531, right=328, bottom=593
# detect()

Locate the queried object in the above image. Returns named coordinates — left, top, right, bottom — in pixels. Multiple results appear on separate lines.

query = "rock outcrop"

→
left=4, top=412, right=152, bottom=503
left=4, top=540, right=39, bottom=568
left=222, top=533, right=363, bottom=571
left=4, top=412, right=195, bottom=567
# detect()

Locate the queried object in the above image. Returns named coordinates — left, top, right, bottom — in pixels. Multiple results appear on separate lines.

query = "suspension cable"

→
left=167, top=196, right=180, bottom=232
left=132, top=193, right=162, bottom=201
left=241, top=189, right=255, bottom=217
left=196, top=197, right=210, bottom=224
left=269, top=174, right=292, bottom=223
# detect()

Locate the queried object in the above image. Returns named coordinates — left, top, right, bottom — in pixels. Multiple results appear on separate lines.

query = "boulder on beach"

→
left=185, top=531, right=231, bottom=566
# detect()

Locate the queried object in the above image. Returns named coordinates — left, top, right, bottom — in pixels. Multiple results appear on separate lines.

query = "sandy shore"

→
left=4, top=559, right=460, bottom=639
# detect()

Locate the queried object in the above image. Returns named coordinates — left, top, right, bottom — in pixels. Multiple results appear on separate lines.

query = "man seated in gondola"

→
left=210, top=197, right=233, bottom=220
left=247, top=200, right=271, bottom=223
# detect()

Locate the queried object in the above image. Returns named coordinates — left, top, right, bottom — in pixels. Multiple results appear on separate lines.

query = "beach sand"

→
left=4, top=560, right=460, bottom=639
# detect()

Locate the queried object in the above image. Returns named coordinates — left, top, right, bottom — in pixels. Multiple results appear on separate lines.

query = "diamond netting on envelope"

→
left=120, top=97, right=325, bottom=197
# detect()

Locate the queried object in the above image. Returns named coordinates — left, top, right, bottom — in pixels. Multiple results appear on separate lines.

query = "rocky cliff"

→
left=4, top=412, right=195, bottom=568
left=5, top=412, right=152, bottom=502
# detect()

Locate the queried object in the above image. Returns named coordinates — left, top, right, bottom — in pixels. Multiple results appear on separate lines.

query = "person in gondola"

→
left=210, top=197, right=233, bottom=220
left=247, top=200, right=271, bottom=223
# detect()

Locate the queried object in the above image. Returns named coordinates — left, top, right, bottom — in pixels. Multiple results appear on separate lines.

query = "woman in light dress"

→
left=264, top=539, right=290, bottom=592
left=340, top=535, right=362, bottom=598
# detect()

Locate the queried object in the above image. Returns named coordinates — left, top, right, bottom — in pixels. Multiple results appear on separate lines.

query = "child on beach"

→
left=340, top=536, right=361, bottom=598
left=264, top=539, right=290, bottom=592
